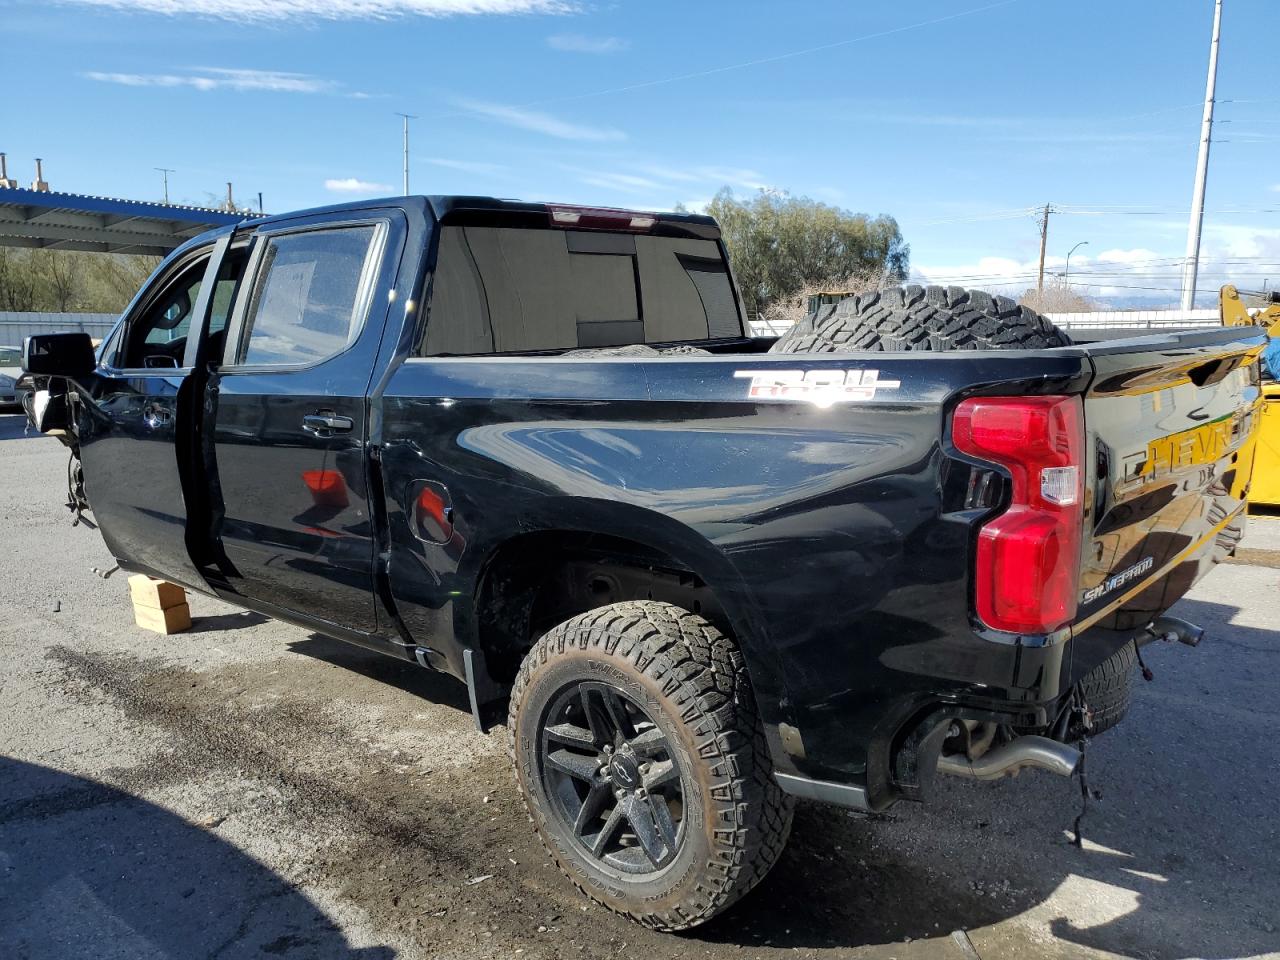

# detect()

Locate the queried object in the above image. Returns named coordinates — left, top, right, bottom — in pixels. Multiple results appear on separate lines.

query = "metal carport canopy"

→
left=0, top=187, right=259, bottom=256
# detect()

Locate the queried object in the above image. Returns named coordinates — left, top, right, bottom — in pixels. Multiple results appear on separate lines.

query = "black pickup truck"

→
left=22, top=196, right=1266, bottom=930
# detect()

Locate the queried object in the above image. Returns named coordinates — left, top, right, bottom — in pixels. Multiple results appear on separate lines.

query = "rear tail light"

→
left=952, top=395, right=1085, bottom=634
left=547, top=205, right=657, bottom=232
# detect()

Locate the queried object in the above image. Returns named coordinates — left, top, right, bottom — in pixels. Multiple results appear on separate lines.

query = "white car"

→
left=0, top=345, right=25, bottom=408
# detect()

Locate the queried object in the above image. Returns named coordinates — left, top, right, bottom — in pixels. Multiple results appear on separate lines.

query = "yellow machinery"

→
left=1222, top=285, right=1280, bottom=508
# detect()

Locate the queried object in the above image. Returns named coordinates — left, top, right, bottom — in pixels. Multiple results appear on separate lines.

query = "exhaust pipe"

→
left=937, top=735, right=1080, bottom=781
left=1146, top=615, right=1204, bottom=647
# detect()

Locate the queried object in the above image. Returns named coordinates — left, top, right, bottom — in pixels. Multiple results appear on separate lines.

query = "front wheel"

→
left=507, top=601, right=793, bottom=931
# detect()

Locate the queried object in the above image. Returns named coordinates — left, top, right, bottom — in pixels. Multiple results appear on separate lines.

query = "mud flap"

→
left=463, top=648, right=504, bottom=733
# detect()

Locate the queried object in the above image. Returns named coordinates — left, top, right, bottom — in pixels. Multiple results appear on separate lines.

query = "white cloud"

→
left=547, top=33, right=626, bottom=54
left=1090, top=247, right=1164, bottom=265
left=912, top=236, right=1278, bottom=307
left=693, top=166, right=769, bottom=192
left=635, top=163, right=701, bottom=184
left=62, top=0, right=572, bottom=22
left=86, top=67, right=333, bottom=93
left=325, top=177, right=394, bottom=193
left=567, top=168, right=662, bottom=193
left=423, top=157, right=509, bottom=176
left=456, top=98, right=625, bottom=142
left=1204, top=223, right=1280, bottom=259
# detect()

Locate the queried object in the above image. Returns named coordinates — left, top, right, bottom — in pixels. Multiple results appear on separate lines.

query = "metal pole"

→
left=395, top=113, right=417, bottom=196
left=155, top=167, right=173, bottom=204
left=1181, top=0, right=1223, bottom=311
left=1064, top=241, right=1089, bottom=284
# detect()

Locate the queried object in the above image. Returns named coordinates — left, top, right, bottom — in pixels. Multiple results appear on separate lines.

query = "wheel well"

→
left=474, top=531, right=729, bottom=685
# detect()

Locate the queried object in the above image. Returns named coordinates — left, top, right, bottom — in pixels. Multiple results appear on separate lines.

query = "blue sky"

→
left=3, top=0, right=1278, bottom=306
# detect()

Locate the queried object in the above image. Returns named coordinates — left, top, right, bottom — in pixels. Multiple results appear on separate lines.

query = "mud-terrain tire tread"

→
left=770, top=284, right=1072, bottom=353
left=1079, top=640, right=1136, bottom=736
left=507, top=600, right=793, bottom=931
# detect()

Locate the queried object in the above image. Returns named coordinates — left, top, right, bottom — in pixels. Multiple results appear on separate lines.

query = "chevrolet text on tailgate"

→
left=21, top=196, right=1266, bottom=930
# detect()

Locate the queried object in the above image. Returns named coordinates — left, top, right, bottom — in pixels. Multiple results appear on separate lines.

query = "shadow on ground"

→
left=187, top=610, right=271, bottom=634
left=0, top=757, right=395, bottom=959
left=0, top=413, right=39, bottom=442
left=286, top=633, right=475, bottom=715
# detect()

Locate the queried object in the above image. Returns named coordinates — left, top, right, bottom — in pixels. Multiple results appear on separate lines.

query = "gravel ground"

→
left=1, top=410, right=1278, bottom=960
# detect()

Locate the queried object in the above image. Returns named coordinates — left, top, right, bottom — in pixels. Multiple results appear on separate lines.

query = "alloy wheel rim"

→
left=538, top=680, right=686, bottom=875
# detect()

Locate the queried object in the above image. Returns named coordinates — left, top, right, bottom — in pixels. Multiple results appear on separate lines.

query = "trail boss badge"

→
left=735, top=369, right=901, bottom=407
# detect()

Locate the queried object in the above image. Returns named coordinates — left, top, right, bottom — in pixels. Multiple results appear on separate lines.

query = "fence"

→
left=0, top=312, right=119, bottom=346
left=1044, top=308, right=1222, bottom=330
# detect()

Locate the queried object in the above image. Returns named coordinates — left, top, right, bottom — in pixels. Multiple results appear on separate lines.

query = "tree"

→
left=87, top=254, right=159, bottom=311
left=0, top=248, right=160, bottom=314
left=705, top=188, right=909, bottom=317
left=0, top=248, right=40, bottom=311
left=30, top=249, right=83, bottom=311
left=1019, top=282, right=1097, bottom=314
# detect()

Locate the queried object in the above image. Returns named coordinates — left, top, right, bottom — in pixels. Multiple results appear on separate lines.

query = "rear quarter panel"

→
left=377, top=350, right=1092, bottom=787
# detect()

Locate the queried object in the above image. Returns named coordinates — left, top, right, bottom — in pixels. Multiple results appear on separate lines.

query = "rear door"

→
left=1077, top=328, right=1265, bottom=633
left=77, top=235, right=231, bottom=590
left=203, top=211, right=402, bottom=630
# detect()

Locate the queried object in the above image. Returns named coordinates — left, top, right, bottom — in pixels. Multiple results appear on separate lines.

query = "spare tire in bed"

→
left=770, top=284, right=1072, bottom=353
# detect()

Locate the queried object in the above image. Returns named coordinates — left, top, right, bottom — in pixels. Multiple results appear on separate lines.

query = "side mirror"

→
left=23, top=333, right=97, bottom=379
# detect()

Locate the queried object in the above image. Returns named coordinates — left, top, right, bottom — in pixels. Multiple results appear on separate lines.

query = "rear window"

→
left=418, top=226, right=741, bottom=356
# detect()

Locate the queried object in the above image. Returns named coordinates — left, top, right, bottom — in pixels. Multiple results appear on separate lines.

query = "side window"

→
left=235, top=225, right=379, bottom=368
left=119, top=254, right=210, bottom=369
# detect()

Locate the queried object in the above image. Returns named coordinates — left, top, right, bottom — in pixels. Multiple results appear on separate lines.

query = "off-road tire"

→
left=1077, top=641, right=1137, bottom=736
left=771, top=284, right=1073, bottom=353
left=507, top=600, right=793, bottom=931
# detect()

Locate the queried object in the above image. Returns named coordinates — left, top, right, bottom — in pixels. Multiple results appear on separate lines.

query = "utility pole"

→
left=1181, top=0, right=1223, bottom=311
left=1036, top=203, right=1053, bottom=295
left=395, top=113, right=417, bottom=196
left=155, top=167, right=174, bottom=204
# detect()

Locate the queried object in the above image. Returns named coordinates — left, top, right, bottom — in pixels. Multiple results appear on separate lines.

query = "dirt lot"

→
left=2, top=410, right=1278, bottom=960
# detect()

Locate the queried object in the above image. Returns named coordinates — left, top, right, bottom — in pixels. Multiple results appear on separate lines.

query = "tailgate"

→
left=1076, top=327, right=1267, bottom=633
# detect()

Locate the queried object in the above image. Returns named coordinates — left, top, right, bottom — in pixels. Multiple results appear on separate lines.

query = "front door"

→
left=77, top=236, right=230, bottom=590
left=203, top=215, right=400, bottom=631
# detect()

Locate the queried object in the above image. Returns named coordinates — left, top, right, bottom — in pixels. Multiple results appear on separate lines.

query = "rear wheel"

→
left=508, top=600, right=792, bottom=930
left=771, top=284, right=1072, bottom=353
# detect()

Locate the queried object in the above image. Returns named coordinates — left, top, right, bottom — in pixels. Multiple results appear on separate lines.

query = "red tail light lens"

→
left=952, top=395, right=1084, bottom=634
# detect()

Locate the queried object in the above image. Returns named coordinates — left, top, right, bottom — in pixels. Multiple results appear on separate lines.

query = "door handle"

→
left=143, top=404, right=172, bottom=428
left=302, top=412, right=354, bottom=435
